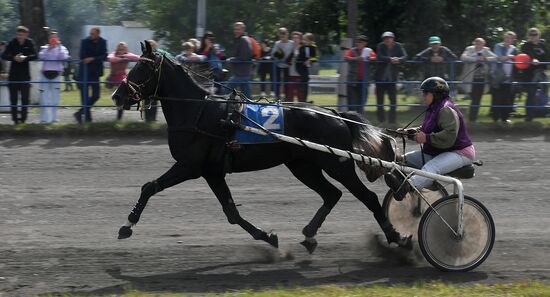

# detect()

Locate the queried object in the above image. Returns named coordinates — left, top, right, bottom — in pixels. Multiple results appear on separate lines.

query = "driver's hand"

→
left=414, top=131, right=427, bottom=144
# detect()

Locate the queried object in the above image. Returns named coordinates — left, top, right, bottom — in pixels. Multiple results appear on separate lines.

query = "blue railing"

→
left=0, top=59, right=548, bottom=119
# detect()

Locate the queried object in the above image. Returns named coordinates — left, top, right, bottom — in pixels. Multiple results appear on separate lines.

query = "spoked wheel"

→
left=418, top=194, right=495, bottom=272
left=382, top=182, right=448, bottom=240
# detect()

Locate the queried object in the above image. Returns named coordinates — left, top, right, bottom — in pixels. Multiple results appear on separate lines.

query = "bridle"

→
left=123, top=54, right=164, bottom=108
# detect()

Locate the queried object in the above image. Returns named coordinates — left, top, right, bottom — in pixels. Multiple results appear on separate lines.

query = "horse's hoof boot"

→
left=300, top=239, right=318, bottom=254
left=267, top=232, right=279, bottom=248
left=118, top=226, right=133, bottom=239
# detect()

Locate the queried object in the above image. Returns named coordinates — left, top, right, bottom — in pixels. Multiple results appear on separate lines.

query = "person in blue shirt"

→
left=74, top=27, right=107, bottom=123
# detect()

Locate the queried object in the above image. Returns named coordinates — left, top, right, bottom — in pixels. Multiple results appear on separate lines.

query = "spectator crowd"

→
left=0, top=23, right=548, bottom=125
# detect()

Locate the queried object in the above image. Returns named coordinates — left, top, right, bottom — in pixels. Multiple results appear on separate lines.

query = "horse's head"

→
left=112, top=40, right=163, bottom=110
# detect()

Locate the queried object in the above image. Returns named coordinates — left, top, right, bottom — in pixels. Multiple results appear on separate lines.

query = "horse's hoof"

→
left=300, top=239, right=318, bottom=254
left=267, top=232, right=278, bottom=248
left=118, top=226, right=133, bottom=239
left=399, top=234, right=413, bottom=250
left=385, top=227, right=413, bottom=248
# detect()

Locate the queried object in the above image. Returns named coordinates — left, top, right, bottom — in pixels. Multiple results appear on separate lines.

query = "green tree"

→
left=0, top=0, right=20, bottom=42
left=359, top=0, right=548, bottom=58
left=140, top=0, right=295, bottom=54
left=286, top=0, right=346, bottom=55
left=140, top=0, right=196, bottom=52
left=33, top=0, right=548, bottom=61
left=45, top=0, right=144, bottom=54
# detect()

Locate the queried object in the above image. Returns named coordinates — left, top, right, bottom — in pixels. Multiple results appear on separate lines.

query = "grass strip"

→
left=45, top=281, right=550, bottom=297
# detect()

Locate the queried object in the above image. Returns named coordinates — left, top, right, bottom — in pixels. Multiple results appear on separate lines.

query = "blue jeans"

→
left=347, top=83, right=369, bottom=114
left=405, top=150, right=473, bottom=189
left=77, top=78, right=100, bottom=122
left=226, top=75, right=251, bottom=99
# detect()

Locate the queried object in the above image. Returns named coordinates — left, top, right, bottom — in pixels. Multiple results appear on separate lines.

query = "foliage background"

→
left=0, top=0, right=548, bottom=58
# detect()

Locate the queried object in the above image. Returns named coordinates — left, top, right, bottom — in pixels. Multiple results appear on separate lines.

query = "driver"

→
left=385, top=76, right=476, bottom=200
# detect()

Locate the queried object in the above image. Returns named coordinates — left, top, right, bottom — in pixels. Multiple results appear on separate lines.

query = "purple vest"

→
left=422, top=97, right=472, bottom=156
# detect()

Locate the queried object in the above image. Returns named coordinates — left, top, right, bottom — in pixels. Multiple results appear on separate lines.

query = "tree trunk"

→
left=347, top=0, right=357, bottom=38
left=19, top=0, right=48, bottom=48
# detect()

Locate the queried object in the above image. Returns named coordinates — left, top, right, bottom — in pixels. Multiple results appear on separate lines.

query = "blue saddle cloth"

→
left=234, top=104, right=284, bottom=144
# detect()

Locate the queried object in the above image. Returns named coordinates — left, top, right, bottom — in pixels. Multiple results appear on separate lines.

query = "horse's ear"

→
left=144, top=40, right=153, bottom=55
left=140, top=42, right=146, bottom=54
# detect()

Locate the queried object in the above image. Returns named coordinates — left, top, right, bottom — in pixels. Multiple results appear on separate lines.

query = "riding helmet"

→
left=420, top=76, right=449, bottom=96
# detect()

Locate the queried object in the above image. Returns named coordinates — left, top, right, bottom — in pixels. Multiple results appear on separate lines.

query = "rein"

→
left=151, top=95, right=382, bottom=129
left=124, top=52, right=421, bottom=157
left=129, top=52, right=396, bottom=131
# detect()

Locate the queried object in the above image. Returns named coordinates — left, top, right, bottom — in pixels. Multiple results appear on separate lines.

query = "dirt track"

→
left=1, top=134, right=549, bottom=296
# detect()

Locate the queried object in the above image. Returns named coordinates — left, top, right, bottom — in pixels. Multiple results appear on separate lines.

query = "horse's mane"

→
left=163, top=54, right=214, bottom=94
left=340, top=112, right=396, bottom=182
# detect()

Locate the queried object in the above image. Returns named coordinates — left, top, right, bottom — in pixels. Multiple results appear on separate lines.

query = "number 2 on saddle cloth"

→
left=232, top=104, right=284, bottom=144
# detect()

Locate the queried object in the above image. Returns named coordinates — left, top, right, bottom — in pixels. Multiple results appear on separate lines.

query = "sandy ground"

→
left=0, top=134, right=549, bottom=296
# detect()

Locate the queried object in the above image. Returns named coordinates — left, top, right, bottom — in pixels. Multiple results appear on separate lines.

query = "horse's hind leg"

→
left=285, top=162, right=342, bottom=254
left=324, top=162, right=412, bottom=249
left=204, top=175, right=278, bottom=248
left=118, top=161, right=200, bottom=239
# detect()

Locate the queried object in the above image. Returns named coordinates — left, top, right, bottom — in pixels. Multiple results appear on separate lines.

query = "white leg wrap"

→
left=304, top=236, right=317, bottom=243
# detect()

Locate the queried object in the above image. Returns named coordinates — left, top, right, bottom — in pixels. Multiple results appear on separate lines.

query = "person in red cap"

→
left=344, top=34, right=376, bottom=114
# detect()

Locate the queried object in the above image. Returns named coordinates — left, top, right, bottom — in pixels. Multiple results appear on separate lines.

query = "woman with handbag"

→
left=38, top=32, right=69, bottom=124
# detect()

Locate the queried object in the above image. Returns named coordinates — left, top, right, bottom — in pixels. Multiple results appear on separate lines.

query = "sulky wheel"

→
left=418, top=194, right=495, bottom=272
left=382, top=181, right=448, bottom=240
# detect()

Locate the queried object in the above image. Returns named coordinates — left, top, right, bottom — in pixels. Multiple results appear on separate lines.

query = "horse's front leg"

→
left=204, top=175, right=278, bottom=248
left=118, top=161, right=200, bottom=239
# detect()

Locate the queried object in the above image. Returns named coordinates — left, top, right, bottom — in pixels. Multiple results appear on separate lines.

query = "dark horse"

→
left=112, top=41, right=411, bottom=252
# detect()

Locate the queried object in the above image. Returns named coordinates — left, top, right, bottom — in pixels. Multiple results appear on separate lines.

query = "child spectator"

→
left=176, top=42, right=206, bottom=63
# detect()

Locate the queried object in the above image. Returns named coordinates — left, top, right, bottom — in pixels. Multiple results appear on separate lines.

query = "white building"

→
left=81, top=21, right=155, bottom=55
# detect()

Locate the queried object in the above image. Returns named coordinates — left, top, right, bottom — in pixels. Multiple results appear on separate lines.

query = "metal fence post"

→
left=361, top=59, right=367, bottom=115
left=82, top=62, right=88, bottom=121
left=450, top=61, right=456, bottom=98
left=271, top=59, right=277, bottom=99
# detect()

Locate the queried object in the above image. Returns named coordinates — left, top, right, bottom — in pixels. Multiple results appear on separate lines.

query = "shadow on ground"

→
left=74, top=246, right=488, bottom=296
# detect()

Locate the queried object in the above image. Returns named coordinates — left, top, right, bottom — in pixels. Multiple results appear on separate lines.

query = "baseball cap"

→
left=355, top=35, right=368, bottom=42
left=429, top=36, right=441, bottom=44
left=381, top=31, right=395, bottom=38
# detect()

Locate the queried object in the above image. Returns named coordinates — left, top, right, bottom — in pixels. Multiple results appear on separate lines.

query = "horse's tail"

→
left=340, top=111, right=395, bottom=182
